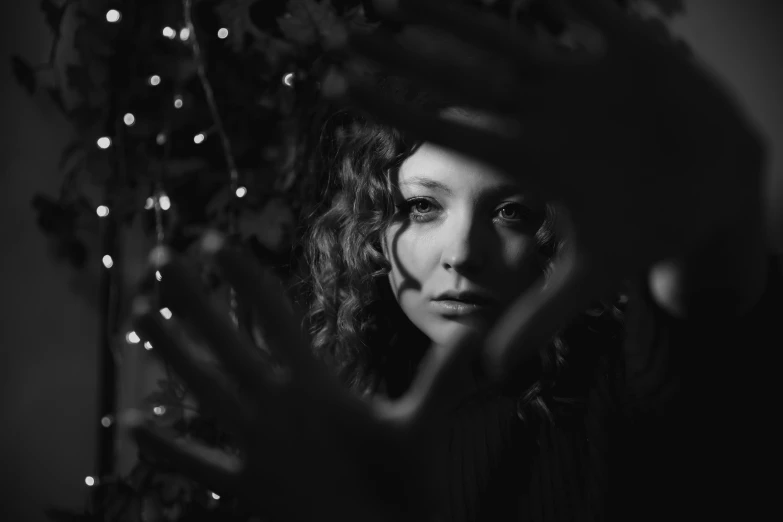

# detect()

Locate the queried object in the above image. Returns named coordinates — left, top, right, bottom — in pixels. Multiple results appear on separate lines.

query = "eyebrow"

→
left=398, top=177, right=454, bottom=195
left=399, top=176, right=530, bottom=203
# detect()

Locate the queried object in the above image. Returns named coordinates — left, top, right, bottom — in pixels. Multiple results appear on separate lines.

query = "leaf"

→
left=10, top=55, right=37, bottom=94
left=65, top=65, right=94, bottom=96
left=59, top=140, right=86, bottom=171
left=214, top=0, right=264, bottom=52
left=40, top=0, right=67, bottom=34
left=46, top=87, right=66, bottom=112
left=68, top=104, right=104, bottom=132
left=645, top=0, right=686, bottom=18
left=277, top=0, right=341, bottom=47
left=72, top=22, right=114, bottom=58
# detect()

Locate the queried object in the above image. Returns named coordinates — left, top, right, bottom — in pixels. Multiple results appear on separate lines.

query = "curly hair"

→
left=299, top=8, right=631, bottom=416
left=300, top=97, right=584, bottom=403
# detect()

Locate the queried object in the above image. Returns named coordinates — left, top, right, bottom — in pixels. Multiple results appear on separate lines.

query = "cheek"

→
left=495, top=235, right=542, bottom=294
left=384, top=225, right=438, bottom=283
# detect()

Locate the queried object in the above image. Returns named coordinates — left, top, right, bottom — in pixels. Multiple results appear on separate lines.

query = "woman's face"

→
left=383, top=141, right=544, bottom=347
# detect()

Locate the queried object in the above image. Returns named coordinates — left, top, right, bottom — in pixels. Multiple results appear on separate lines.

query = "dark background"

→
left=1, top=1, right=782, bottom=520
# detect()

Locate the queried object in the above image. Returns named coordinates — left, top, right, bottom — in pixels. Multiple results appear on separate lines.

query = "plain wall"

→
left=1, top=1, right=781, bottom=521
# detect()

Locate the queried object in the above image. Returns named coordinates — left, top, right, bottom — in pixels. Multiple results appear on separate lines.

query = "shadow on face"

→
left=381, top=135, right=545, bottom=347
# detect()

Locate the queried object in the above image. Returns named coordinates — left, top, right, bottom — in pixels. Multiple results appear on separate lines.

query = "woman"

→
left=126, top=1, right=781, bottom=521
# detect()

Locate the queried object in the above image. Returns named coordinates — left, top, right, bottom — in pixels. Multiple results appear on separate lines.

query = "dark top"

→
left=440, top=256, right=782, bottom=522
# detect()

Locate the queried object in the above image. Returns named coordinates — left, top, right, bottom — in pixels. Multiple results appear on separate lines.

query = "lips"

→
left=432, top=291, right=493, bottom=306
left=431, top=291, right=495, bottom=316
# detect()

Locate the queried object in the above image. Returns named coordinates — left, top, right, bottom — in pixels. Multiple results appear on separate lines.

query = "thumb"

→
left=483, top=250, right=604, bottom=384
left=388, top=331, right=482, bottom=431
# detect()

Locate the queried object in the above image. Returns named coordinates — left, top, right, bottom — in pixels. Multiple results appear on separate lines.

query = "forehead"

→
left=396, top=142, right=521, bottom=194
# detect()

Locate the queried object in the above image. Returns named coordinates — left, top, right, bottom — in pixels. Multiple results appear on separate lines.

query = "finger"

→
left=131, top=297, right=247, bottom=431
left=149, top=246, right=268, bottom=393
left=346, top=31, right=521, bottom=112
left=122, top=410, right=242, bottom=495
left=394, top=331, right=483, bottom=429
left=389, top=0, right=572, bottom=69
left=198, top=231, right=317, bottom=377
left=323, top=70, right=529, bottom=174
left=566, top=0, right=641, bottom=45
left=482, top=250, right=612, bottom=384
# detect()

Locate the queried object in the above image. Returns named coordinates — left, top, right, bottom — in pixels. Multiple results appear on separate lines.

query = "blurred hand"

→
left=126, top=234, right=481, bottom=522
left=328, top=0, right=767, bottom=379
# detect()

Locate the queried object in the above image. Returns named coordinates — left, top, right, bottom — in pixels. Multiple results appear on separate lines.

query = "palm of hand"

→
left=527, top=16, right=763, bottom=277
left=340, top=0, right=765, bottom=372
left=128, top=242, right=461, bottom=522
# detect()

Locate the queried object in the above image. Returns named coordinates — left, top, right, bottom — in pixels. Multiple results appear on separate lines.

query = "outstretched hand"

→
left=328, top=0, right=766, bottom=379
left=126, top=234, right=479, bottom=522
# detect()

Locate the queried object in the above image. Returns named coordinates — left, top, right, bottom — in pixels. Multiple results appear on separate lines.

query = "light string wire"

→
left=183, top=0, right=241, bottom=325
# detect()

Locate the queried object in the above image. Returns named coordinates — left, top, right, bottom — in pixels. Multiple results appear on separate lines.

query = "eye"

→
left=396, top=197, right=440, bottom=223
left=412, top=199, right=434, bottom=214
left=496, top=203, right=526, bottom=221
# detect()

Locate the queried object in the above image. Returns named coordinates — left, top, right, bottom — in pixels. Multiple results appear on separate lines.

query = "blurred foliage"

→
left=13, top=0, right=687, bottom=520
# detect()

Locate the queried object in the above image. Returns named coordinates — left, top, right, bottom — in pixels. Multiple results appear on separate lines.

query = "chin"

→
left=423, top=315, right=491, bottom=347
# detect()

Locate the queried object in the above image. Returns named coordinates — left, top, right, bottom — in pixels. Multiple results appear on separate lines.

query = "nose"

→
left=440, top=212, right=487, bottom=274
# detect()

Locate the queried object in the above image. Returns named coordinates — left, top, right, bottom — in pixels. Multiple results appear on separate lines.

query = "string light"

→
left=85, top=476, right=97, bottom=487
left=282, top=72, right=295, bottom=87
left=153, top=405, right=166, bottom=416
left=159, top=194, right=171, bottom=210
left=106, top=10, right=121, bottom=23
left=126, top=331, right=140, bottom=344
left=123, top=113, right=135, bottom=126
left=155, top=270, right=162, bottom=281
left=148, top=75, right=161, bottom=86
left=145, top=197, right=155, bottom=210
left=162, top=26, right=176, bottom=39
left=211, top=492, right=220, bottom=500
left=193, top=133, right=206, bottom=144
left=179, top=27, right=191, bottom=41
left=156, top=133, right=167, bottom=145
left=159, top=308, right=172, bottom=320
left=235, top=186, right=247, bottom=198
left=217, top=28, right=228, bottom=39
left=100, top=415, right=113, bottom=428
left=97, top=137, right=112, bottom=149
left=102, top=255, right=113, bottom=268
left=174, top=95, right=183, bottom=109
left=96, top=205, right=110, bottom=217
left=144, top=341, right=153, bottom=350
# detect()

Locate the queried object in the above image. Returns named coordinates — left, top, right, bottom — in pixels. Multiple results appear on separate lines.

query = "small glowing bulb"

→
left=106, top=10, right=121, bottom=23
left=217, top=28, right=229, bottom=39
left=126, top=331, right=140, bottom=344
left=282, top=72, right=295, bottom=87
left=174, top=95, right=183, bottom=109
left=235, top=186, right=247, bottom=198
left=179, top=27, right=191, bottom=41
left=159, top=308, right=172, bottom=320
left=153, top=405, right=166, bottom=416
left=145, top=197, right=155, bottom=210
left=100, top=415, right=113, bottom=428
left=156, top=133, right=167, bottom=145
left=211, top=492, right=220, bottom=500
left=159, top=195, right=171, bottom=211
left=193, top=133, right=205, bottom=144
left=96, top=205, right=110, bottom=217
left=149, top=75, right=161, bottom=86
left=162, top=26, right=176, bottom=39
left=85, top=476, right=96, bottom=487
left=144, top=341, right=153, bottom=350
left=155, top=270, right=162, bottom=281
left=102, top=255, right=113, bottom=268
left=123, top=113, right=135, bottom=126
left=97, top=137, right=112, bottom=149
